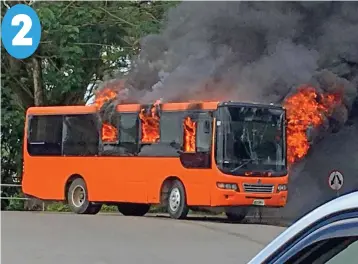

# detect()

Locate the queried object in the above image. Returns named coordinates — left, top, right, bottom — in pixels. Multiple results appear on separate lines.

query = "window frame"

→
left=117, top=112, right=139, bottom=145
left=159, top=111, right=185, bottom=148
left=27, top=114, right=64, bottom=156
left=193, top=111, right=213, bottom=153
left=101, top=111, right=120, bottom=145
left=178, top=110, right=213, bottom=169
left=138, top=104, right=161, bottom=145
left=266, top=211, right=358, bottom=264
left=62, top=113, right=101, bottom=157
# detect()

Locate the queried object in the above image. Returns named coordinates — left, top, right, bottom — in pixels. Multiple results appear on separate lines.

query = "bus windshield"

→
left=215, top=105, right=286, bottom=176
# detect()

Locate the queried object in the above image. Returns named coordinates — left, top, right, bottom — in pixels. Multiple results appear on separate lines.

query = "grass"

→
left=43, top=202, right=220, bottom=215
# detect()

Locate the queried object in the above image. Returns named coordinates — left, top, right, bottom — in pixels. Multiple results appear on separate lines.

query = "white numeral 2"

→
left=11, top=14, right=33, bottom=46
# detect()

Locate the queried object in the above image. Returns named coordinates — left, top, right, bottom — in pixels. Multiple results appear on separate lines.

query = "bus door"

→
left=178, top=111, right=213, bottom=205
left=101, top=111, right=147, bottom=203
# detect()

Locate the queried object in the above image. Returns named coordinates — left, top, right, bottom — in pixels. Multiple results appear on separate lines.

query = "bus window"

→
left=160, top=112, right=183, bottom=149
left=118, top=113, right=139, bottom=156
left=180, top=112, right=212, bottom=169
left=196, top=113, right=212, bottom=153
left=27, top=115, right=63, bottom=156
left=62, top=114, right=99, bottom=156
left=139, top=112, right=183, bottom=157
left=139, top=104, right=160, bottom=144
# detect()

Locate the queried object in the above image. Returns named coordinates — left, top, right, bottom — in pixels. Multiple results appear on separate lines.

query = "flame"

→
left=102, top=123, right=118, bottom=143
left=93, top=88, right=118, bottom=109
left=284, top=86, right=341, bottom=164
left=183, top=116, right=196, bottom=152
left=139, top=101, right=161, bottom=143
left=93, top=88, right=119, bottom=142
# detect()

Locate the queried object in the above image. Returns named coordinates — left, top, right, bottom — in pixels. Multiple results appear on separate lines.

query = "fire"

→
left=284, top=86, right=341, bottom=164
left=93, top=88, right=117, bottom=109
left=183, top=116, right=196, bottom=152
left=93, top=88, right=119, bottom=142
left=102, top=123, right=118, bottom=143
left=139, top=101, right=161, bottom=143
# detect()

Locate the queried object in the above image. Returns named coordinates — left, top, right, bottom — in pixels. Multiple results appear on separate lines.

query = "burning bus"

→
left=22, top=100, right=288, bottom=221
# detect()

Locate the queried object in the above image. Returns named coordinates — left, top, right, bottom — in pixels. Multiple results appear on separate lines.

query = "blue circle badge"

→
left=1, top=4, right=42, bottom=59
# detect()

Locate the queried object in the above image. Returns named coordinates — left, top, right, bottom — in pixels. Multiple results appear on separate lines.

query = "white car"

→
left=248, top=191, right=358, bottom=264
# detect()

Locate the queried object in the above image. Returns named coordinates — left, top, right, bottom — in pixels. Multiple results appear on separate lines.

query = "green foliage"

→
left=46, top=202, right=71, bottom=212
left=1, top=1, right=180, bottom=210
left=100, top=205, right=118, bottom=212
left=5, top=193, right=26, bottom=211
left=1, top=86, right=24, bottom=193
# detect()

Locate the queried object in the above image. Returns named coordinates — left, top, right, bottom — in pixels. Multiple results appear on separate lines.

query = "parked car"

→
left=248, top=191, right=358, bottom=264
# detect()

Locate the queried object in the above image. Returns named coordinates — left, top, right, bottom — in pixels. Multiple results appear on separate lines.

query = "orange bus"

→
left=22, top=101, right=288, bottom=221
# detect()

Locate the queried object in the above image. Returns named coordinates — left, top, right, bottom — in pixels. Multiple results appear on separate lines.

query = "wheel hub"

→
left=169, top=187, right=181, bottom=212
left=72, top=185, right=86, bottom=207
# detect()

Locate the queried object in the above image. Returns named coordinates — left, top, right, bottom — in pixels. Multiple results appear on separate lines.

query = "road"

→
left=1, top=212, right=286, bottom=264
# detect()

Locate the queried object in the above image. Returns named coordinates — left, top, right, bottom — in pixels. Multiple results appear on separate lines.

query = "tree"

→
left=1, top=0, right=179, bottom=209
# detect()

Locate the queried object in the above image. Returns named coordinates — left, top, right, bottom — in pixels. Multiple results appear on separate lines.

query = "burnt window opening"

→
left=183, top=116, right=197, bottom=153
left=139, top=111, right=184, bottom=157
left=139, top=104, right=160, bottom=144
left=102, top=112, right=139, bottom=156
left=27, top=115, right=63, bottom=156
left=62, top=114, right=99, bottom=156
left=101, top=112, right=120, bottom=145
left=179, top=112, right=213, bottom=169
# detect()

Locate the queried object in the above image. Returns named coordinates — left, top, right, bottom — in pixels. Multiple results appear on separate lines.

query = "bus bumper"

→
left=211, top=189, right=288, bottom=207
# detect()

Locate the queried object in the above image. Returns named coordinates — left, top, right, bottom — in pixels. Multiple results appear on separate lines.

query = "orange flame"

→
left=183, top=116, right=196, bottom=152
left=94, top=88, right=118, bottom=109
left=93, top=88, right=118, bottom=142
left=102, top=123, right=118, bottom=143
left=139, top=101, right=161, bottom=143
left=284, top=86, right=341, bottom=164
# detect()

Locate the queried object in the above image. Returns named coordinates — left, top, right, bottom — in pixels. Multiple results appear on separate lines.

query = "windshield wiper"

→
left=230, top=159, right=257, bottom=173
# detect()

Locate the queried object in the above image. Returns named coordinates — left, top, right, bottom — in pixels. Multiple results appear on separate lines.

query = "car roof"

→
left=248, top=191, right=358, bottom=264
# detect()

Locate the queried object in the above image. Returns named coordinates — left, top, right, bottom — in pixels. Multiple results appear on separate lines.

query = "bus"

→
left=22, top=100, right=288, bottom=221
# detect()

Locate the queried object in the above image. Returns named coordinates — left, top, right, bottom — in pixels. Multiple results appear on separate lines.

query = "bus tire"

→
left=167, top=180, right=189, bottom=219
left=225, top=207, right=248, bottom=222
left=117, top=203, right=150, bottom=216
left=85, top=203, right=102, bottom=215
left=67, top=178, right=99, bottom=214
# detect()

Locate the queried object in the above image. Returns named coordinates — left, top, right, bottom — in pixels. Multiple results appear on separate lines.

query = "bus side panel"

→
left=111, top=157, right=148, bottom=203
left=22, top=154, right=213, bottom=205
left=132, top=158, right=213, bottom=206
left=22, top=155, right=126, bottom=202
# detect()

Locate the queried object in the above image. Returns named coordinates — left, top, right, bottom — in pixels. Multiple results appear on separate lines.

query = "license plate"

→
left=253, top=199, right=265, bottom=206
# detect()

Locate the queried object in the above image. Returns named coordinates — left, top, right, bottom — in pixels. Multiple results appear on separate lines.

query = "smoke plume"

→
left=101, top=1, right=358, bottom=220
left=124, top=2, right=357, bottom=109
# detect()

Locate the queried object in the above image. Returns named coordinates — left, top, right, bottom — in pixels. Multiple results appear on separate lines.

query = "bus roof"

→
left=25, top=101, right=284, bottom=116
left=26, top=105, right=98, bottom=115
left=116, top=101, right=220, bottom=112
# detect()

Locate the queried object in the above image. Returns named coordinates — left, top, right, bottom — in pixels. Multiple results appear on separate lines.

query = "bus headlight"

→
left=217, top=182, right=239, bottom=191
left=277, top=184, right=288, bottom=192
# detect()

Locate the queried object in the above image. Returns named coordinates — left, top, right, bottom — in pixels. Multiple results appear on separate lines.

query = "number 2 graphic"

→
left=12, top=14, right=33, bottom=46
left=1, top=4, right=41, bottom=59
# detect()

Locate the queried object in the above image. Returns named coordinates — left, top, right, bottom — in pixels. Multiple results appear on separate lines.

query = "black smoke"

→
left=125, top=2, right=357, bottom=111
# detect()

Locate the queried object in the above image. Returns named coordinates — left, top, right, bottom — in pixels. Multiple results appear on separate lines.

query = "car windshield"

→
left=215, top=105, right=286, bottom=175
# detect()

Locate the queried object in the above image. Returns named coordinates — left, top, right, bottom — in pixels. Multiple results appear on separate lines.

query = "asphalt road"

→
left=1, top=212, right=286, bottom=264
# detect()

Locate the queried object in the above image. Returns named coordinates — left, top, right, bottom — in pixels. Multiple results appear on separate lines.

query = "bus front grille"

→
left=243, top=183, right=274, bottom=193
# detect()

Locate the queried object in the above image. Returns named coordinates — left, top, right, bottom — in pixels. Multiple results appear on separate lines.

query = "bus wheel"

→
left=167, top=180, right=189, bottom=219
left=225, top=207, right=249, bottom=222
left=117, top=203, right=150, bottom=216
left=85, top=203, right=102, bottom=215
left=67, top=178, right=100, bottom=215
